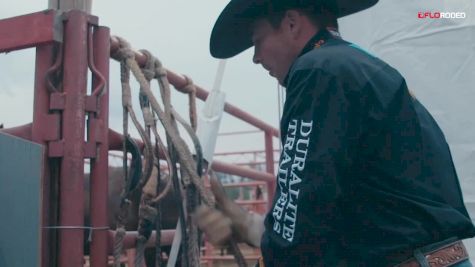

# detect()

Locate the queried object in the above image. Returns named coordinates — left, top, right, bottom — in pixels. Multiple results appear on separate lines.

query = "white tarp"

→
left=340, top=0, right=474, bottom=205
left=339, top=0, right=475, bottom=252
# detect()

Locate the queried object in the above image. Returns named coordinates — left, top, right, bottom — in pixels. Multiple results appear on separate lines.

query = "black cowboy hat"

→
left=210, top=0, right=378, bottom=58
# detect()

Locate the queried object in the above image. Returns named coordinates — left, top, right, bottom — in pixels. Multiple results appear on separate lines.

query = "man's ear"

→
left=284, top=9, right=302, bottom=38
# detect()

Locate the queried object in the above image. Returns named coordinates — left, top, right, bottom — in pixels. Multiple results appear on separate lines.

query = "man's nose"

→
left=253, top=50, right=260, bottom=64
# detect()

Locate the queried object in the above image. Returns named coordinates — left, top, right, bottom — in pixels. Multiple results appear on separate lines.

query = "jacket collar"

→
left=283, top=28, right=340, bottom=87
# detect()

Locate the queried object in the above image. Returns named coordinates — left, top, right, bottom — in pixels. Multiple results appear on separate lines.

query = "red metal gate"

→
left=0, top=8, right=279, bottom=267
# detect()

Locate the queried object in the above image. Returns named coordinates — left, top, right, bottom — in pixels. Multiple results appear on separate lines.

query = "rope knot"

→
left=139, top=205, right=158, bottom=222
left=154, top=58, right=167, bottom=78
left=139, top=49, right=156, bottom=81
left=181, top=75, right=196, bottom=93
left=112, top=36, right=135, bottom=61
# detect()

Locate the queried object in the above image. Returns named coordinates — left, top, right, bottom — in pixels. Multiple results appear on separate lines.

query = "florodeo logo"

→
left=418, top=11, right=466, bottom=19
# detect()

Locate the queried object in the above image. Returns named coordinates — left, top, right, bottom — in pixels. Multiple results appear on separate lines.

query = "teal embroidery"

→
left=349, top=44, right=376, bottom=58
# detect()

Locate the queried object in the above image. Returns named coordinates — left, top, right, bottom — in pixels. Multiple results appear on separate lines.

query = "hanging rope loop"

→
left=111, top=35, right=248, bottom=267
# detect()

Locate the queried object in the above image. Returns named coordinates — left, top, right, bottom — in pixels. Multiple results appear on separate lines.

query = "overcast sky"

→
left=0, top=0, right=285, bottom=156
left=1, top=0, right=474, bottom=185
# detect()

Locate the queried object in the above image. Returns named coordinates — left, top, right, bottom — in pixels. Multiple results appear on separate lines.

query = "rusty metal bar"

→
left=89, top=25, right=110, bottom=267
left=264, top=131, right=275, bottom=176
left=108, top=129, right=274, bottom=182
left=265, top=131, right=276, bottom=208
left=106, top=230, right=175, bottom=254
left=57, top=10, right=89, bottom=267
left=0, top=10, right=62, bottom=53
left=235, top=161, right=277, bottom=166
left=0, top=123, right=33, bottom=140
left=169, top=69, right=280, bottom=137
left=219, top=181, right=267, bottom=188
left=32, top=44, right=57, bottom=267
left=215, top=149, right=280, bottom=156
left=211, top=161, right=274, bottom=182
left=218, top=129, right=262, bottom=136
left=235, top=200, right=268, bottom=205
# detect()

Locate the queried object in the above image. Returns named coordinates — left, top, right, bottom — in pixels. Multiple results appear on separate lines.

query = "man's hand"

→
left=195, top=205, right=233, bottom=245
left=194, top=176, right=265, bottom=247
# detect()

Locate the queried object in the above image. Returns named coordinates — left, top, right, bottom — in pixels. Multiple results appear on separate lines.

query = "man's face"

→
left=251, top=17, right=297, bottom=85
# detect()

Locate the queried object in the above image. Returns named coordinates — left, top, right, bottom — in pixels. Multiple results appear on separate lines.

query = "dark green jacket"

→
left=261, top=29, right=475, bottom=266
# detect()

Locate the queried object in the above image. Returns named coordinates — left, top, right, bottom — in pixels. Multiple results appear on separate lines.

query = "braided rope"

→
left=117, top=37, right=153, bottom=198
left=134, top=205, right=158, bottom=267
left=179, top=75, right=198, bottom=131
left=135, top=49, right=165, bottom=267
left=153, top=56, right=194, bottom=267
left=111, top=36, right=247, bottom=267
left=113, top=226, right=126, bottom=267
left=114, top=38, right=132, bottom=265
left=113, top=198, right=131, bottom=267
left=150, top=128, right=174, bottom=204
left=115, top=36, right=155, bottom=267
left=127, top=55, right=214, bottom=206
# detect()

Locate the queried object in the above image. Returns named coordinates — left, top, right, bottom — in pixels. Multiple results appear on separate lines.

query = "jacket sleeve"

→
left=275, top=67, right=364, bottom=248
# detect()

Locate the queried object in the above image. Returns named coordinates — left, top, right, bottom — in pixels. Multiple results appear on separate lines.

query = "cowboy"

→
left=196, top=0, right=475, bottom=266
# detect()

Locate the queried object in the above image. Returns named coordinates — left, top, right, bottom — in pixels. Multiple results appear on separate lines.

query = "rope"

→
left=170, top=147, right=190, bottom=267
left=154, top=145, right=163, bottom=266
left=113, top=226, right=126, bottom=267
left=209, top=170, right=248, bottom=267
left=113, top=198, right=130, bottom=267
left=111, top=36, right=248, bottom=267
left=135, top=49, right=164, bottom=267
left=150, top=128, right=173, bottom=204
left=176, top=75, right=198, bottom=131
left=114, top=40, right=132, bottom=265
left=151, top=57, right=204, bottom=267
left=117, top=37, right=154, bottom=194
left=115, top=36, right=155, bottom=266
left=172, top=76, right=202, bottom=266
left=156, top=58, right=192, bottom=267
left=134, top=205, right=158, bottom=267
left=185, top=176, right=200, bottom=266
left=125, top=47, right=213, bottom=206
left=171, top=109, right=204, bottom=180
left=138, top=49, right=174, bottom=205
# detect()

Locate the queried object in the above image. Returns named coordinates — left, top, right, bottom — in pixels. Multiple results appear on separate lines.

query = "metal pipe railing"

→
left=88, top=25, right=110, bottom=267
left=109, top=36, right=280, bottom=138
left=1, top=11, right=281, bottom=265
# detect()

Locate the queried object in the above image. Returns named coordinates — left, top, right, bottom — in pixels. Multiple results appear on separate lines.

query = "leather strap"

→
left=397, top=241, right=469, bottom=267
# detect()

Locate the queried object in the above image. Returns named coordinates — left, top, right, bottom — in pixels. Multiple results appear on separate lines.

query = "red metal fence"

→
left=0, top=9, right=279, bottom=267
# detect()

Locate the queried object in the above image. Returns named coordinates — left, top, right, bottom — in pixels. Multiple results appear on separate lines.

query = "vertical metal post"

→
left=33, top=44, right=56, bottom=267
left=57, top=10, right=89, bottom=267
left=89, top=25, right=110, bottom=267
left=264, top=131, right=275, bottom=209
